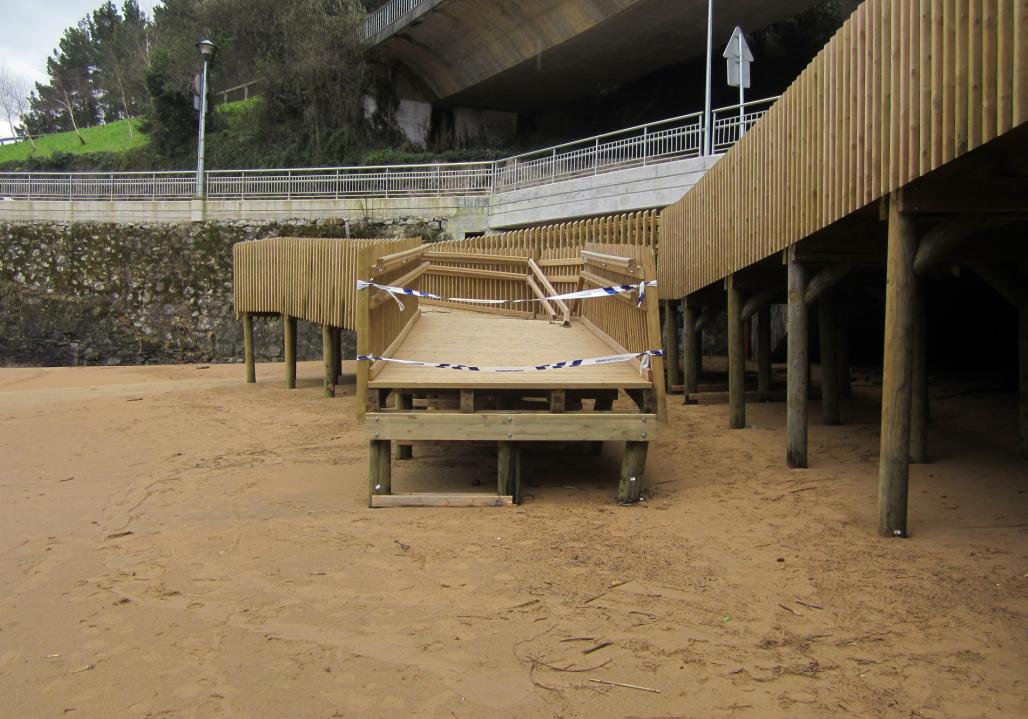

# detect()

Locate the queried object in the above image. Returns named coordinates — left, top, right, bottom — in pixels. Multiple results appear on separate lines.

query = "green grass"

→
left=0, top=99, right=258, bottom=166
left=0, top=118, right=149, bottom=164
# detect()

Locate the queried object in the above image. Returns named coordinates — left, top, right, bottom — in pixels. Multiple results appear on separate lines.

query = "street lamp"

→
left=195, top=38, right=217, bottom=198
left=702, top=0, right=713, bottom=156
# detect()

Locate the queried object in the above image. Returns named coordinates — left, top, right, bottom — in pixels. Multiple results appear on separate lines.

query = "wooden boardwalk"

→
left=358, top=244, right=666, bottom=507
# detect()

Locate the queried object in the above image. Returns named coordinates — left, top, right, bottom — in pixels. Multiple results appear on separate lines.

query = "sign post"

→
left=723, top=27, right=753, bottom=140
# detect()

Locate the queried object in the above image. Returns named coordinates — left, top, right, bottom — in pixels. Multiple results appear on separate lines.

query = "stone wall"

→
left=0, top=219, right=429, bottom=367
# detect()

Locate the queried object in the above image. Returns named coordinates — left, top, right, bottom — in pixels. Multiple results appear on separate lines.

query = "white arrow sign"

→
left=723, top=27, right=753, bottom=89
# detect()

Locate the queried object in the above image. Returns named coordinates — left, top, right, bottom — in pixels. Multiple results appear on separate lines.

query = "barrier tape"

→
left=357, top=349, right=664, bottom=374
left=356, top=279, right=656, bottom=310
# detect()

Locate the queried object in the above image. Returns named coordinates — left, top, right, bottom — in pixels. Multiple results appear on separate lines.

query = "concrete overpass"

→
left=363, top=0, right=816, bottom=111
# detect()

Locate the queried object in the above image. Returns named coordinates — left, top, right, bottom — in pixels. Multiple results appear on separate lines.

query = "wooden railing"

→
left=232, top=236, right=421, bottom=329
left=660, top=0, right=1027, bottom=299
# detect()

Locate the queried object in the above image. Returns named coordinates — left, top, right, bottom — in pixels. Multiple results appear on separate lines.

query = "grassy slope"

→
left=0, top=118, right=148, bottom=164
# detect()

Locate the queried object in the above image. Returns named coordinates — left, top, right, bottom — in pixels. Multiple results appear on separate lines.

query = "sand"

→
left=1, top=361, right=1025, bottom=718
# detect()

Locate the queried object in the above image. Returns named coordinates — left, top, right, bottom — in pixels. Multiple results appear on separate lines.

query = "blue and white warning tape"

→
left=356, top=279, right=657, bottom=310
left=357, top=349, right=664, bottom=374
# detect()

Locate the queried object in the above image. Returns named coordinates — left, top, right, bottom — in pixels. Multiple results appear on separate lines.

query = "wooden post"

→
left=284, top=315, right=297, bottom=390
left=878, top=196, right=917, bottom=538
left=786, top=255, right=809, bottom=468
left=242, top=312, right=256, bottom=384
left=837, top=307, right=852, bottom=398
left=395, top=393, right=413, bottom=460
left=356, top=248, right=371, bottom=421
left=683, top=300, right=701, bottom=394
left=322, top=325, right=335, bottom=398
left=757, top=305, right=772, bottom=393
left=726, top=275, right=746, bottom=429
left=818, top=291, right=841, bottom=425
left=618, top=441, right=648, bottom=503
left=640, top=252, right=668, bottom=422
left=331, top=327, right=342, bottom=383
left=498, top=442, right=522, bottom=504
left=1020, top=307, right=1027, bottom=460
left=663, top=301, right=682, bottom=392
left=910, top=291, right=929, bottom=463
left=368, top=439, right=392, bottom=507
left=586, top=393, right=615, bottom=456
left=461, top=390, right=475, bottom=413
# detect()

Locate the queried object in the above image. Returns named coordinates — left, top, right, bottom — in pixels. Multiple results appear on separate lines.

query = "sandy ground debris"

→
left=0, top=361, right=1025, bottom=717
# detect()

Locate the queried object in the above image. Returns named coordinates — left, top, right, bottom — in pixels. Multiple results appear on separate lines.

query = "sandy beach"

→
left=1, top=361, right=1025, bottom=718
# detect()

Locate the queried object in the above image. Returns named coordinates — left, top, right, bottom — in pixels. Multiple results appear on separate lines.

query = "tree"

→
left=0, top=63, right=37, bottom=148
left=90, top=1, right=153, bottom=135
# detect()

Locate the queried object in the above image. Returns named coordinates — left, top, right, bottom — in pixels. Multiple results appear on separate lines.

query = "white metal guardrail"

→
left=359, top=0, right=436, bottom=43
left=0, top=97, right=776, bottom=202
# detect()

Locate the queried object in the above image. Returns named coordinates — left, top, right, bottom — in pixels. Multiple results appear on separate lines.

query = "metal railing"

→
left=0, top=97, right=776, bottom=202
left=359, top=0, right=436, bottom=43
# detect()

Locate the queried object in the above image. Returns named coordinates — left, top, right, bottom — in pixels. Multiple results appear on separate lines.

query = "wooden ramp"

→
left=358, top=245, right=667, bottom=507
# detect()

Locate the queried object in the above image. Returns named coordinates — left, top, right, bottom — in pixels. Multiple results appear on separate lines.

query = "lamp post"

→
left=195, top=38, right=216, bottom=199
left=702, top=0, right=713, bottom=156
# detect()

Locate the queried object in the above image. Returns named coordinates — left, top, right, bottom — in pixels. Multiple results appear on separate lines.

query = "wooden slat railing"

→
left=232, top=236, right=421, bottom=329
left=660, top=0, right=1027, bottom=299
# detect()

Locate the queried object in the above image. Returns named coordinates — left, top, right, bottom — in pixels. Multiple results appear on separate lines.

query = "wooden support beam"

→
left=804, top=265, right=853, bottom=305
left=910, top=291, right=929, bottom=463
left=368, top=439, right=392, bottom=507
left=663, top=301, right=682, bottom=392
left=356, top=248, right=371, bottom=421
left=497, top=442, right=522, bottom=504
left=322, top=325, right=335, bottom=398
left=283, top=315, right=297, bottom=390
left=913, top=216, right=985, bottom=274
left=426, top=265, right=526, bottom=282
left=394, top=393, right=413, bottom=460
left=423, top=251, right=529, bottom=265
left=366, top=412, right=656, bottom=442
left=740, top=287, right=780, bottom=321
left=460, top=390, right=475, bottom=414
left=818, top=292, right=841, bottom=426
left=682, top=301, right=701, bottom=394
left=372, top=494, right=513, bottom=508
left=549, top=389, right=566, bottom=413
left=242, top=312, right=255, bottom=384
left=878, top=196, right=918, bottom=538
left=786, top=255, right=809, bottom=468
left=757, top=306, right=772, bottom=393
left=618, top=442, right=649, bottom=504
left=726, top=275, right=746, bottom=429
left=528, top=258, right=570, bottom=323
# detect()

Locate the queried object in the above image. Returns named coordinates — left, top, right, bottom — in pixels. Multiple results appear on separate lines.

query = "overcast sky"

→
left=1, top=0, right=159, bottom=136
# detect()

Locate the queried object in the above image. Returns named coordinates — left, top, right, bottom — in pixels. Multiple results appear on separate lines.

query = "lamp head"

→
left=197, top=39, right=217, bottom=60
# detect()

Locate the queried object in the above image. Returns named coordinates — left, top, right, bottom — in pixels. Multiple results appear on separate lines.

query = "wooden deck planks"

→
left=369, top=311, right=652, bottom=390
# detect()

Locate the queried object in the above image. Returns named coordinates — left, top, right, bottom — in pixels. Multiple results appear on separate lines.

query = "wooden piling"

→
left=498, top=442, right=522, bottom=504
left=818, top=291, right=841, bottom=425
left=878, top=196, right=917, bottom=538
left=683, top=301, right=701, bottom=394
left=322, top=325, right=335, bottom=398
left=242, top=312, right=255, bottom=384
left=757, top=305, right=772, bottom=393
left=727, top=276, right=746, bottom=429
left=395, top=393, right=413, bottom=460
left=1020, top=307, right=1027, bottom=459
left=618, top=441, right=648, bottom=503
left=284, top=315, right=297, bottom=390
left=837, top=307, right=852, bottom=398
left=331, top=327, right=342, bottom=383
left=910, top=291, right=929, bottom=463
left=369, top=439, right=392, bottom=507
left=786, top=256, right=809, bottom=468
left=663, top=301, right=682, bottom=392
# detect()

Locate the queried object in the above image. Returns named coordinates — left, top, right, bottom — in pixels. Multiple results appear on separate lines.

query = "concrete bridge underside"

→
left=0, top=155, right=715, bottom=236
left=375, top=0, right=816, bottom=111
